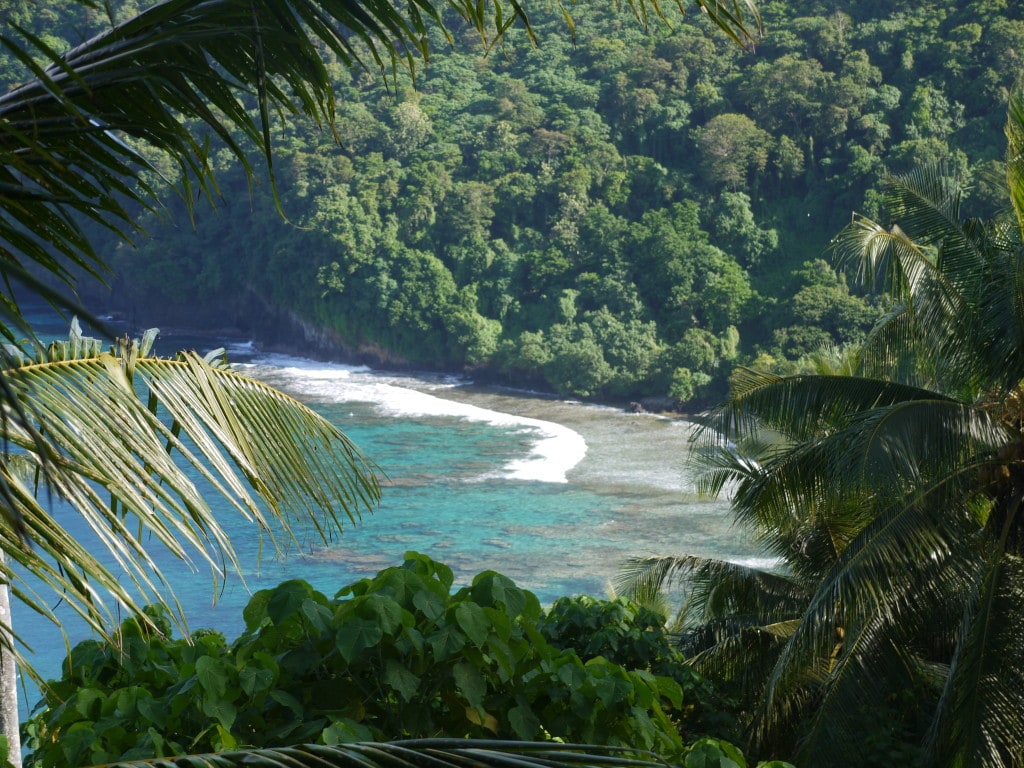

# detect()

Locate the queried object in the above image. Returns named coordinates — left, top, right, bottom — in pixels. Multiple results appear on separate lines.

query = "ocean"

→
left=10, top=316, right=765, bottom=707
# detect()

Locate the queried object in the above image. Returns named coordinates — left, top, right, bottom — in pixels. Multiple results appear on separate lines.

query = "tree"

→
left=620, top=83, right=1024, bottom=766
left=771, top=259, right=878, bottom=358
left=0, top=0, right=761, bottom=763
left=693, top=114, right=772, bottom=191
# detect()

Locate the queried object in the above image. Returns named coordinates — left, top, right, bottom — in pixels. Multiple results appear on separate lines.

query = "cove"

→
left=11, top=323, right=764, bottom=697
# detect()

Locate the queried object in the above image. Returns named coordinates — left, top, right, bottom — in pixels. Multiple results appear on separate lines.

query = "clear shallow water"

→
left=10, top=315, right=764, bottom=705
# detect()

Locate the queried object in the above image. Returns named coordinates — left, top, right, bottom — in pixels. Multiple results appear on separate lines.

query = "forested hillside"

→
left=9, top=0, right=1023, bottom=403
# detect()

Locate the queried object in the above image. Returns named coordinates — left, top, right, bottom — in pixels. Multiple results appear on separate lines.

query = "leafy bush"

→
left=539, top=595, right=737, bottom=740
left=25, top=554, right=692, bottom=767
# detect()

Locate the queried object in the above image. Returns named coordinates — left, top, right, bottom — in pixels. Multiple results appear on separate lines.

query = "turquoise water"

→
left=10, top=315, right=765, bottom=707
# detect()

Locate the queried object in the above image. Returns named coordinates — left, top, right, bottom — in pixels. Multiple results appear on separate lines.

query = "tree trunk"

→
left=0, top=577, right=21, bottom=768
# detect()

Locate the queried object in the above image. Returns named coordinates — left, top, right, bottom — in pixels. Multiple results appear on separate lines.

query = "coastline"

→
left=240, top=351, right=761, bottom=594
left=14, top=333, right=760, bottom=703
left=100, top=313, right=758, bottom=590
left=106, top=303, right=692, bottom=418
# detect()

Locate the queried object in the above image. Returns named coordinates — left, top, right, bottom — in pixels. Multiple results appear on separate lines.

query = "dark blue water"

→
left=10, top=310, right=764, bottom=712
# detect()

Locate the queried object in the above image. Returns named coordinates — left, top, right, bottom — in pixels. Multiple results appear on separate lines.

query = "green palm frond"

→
left=768, top=620, right=922, bottom=763
left=787, top=527, right=968, bottom=763
left=615, top=554, right=807, bottom=704
left=652, top=0, right=761, bottom=50
left=756, top=494, right=981, bottom=736
left=831, top=164, right=1024, bottom=397
left=855, top=303, right=937, bottom=386
left=883, top=165, right=969, bottom=247
left=700, top=369, right=950, bottom=445
left=616, top=555, right=806, bottom=625
left=1006, top=77, right=1024, bottom=236
left=704, top=373, right=1005, bottom=507
left=97, top=738, right=674, bottom=768
left=693, top=433, right=878, bottom=581
left=927, top=553, right=1024, bottom=768
left=690, top=618, right=798, bottom=682
left=830, top=210, right=977, bottom=389
left=0, top=325, right=379, bottom=657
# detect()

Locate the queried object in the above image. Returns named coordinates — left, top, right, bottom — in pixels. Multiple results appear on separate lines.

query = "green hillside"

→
left=12, top=0, right=1023, bottom=404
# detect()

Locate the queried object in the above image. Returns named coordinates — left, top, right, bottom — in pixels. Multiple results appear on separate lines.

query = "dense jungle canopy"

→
left=5, top=0, right=1022, bottom=404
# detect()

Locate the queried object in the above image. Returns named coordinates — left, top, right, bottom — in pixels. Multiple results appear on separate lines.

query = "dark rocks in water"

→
left=627, top=397, right=679, bottom=414
left=640, top=396, right=678, bottom=413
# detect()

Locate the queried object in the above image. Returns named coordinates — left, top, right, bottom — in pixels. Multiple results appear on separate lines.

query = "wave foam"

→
left=244, top=354, right=587, bottom=483
left=729, top=556, right=784, bottom=571
left=226, top=339, right=257, bottom=355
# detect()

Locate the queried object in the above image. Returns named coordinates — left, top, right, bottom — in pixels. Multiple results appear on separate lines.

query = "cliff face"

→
left=92, top=279, right=421, bottom=369
left=255, top=306, right=418, bottom=369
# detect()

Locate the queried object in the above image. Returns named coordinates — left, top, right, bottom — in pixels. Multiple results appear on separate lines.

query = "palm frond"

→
left=927, top=553, right=1024, bottom=768
left=615, top=554, right=807, bottom=705
left=616, top=555, right=805, bottom=625
left=692, top=436, right=875, bottom=582
left=831, top=164, right=1024, bottom=397
left=678, top=79, right=1024, bottom=762
left=97, top=738, right=675, bottom=768
left=703, top=373, right=1006, bottom=512
left=756, top=492, right=982, bottom=751
left=699, top=369, right=948, bottom=446
left=788, top=617, right=934, bottom=765
left=855, top=303, right=936, bottom=386
left=1006, top=75, right=1024, bottom=237
left=0, top=327, right=379, bottom=654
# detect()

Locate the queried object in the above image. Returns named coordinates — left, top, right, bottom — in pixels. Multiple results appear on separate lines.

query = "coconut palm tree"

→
left=620, top=83, right=1024, bottom=767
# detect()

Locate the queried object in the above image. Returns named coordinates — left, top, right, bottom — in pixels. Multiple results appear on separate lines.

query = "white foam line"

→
left=728, top=556, right=784, bottom=571
left=245, top=353, right=372, bottom=374
left=243, top=355, right=587, bottom=483
left=226, top=339, right=257, bottom=354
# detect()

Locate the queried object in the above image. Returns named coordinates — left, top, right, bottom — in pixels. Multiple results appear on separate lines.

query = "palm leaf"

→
left=831, top=165, right=1024, bottom=397
left=616, top=555, right=806, bottom=627
left=774, top=620, right=922, bottom=763
left=927, top=551, right=1024, bottom=768
left=754, top=491, right=982, bottom=750
left=703, top=372, right=1005, bottom=505
left=615, top=554, right=807, bottom=709
left=96, top=739, right=675, bottom=768
left=1006, top=75, right=1024, bottom=237
left=0, top=326, right=379, bottom=660
left=699, top=369, right=951, bottom=445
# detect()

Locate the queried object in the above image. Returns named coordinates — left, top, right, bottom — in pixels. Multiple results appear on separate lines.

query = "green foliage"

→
left=636, top=86, right=1024, bottom=767
left=683, top=737, right=794, bottom=768
left=25, top=554, right=706, bottom=767
left=42, top=0, right=1024, bottom=408
left=539, top=596, right=736, bottom=740
left=770, top=259, right=878, bottom=358
left=693, top=114, right=772, bottom=191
